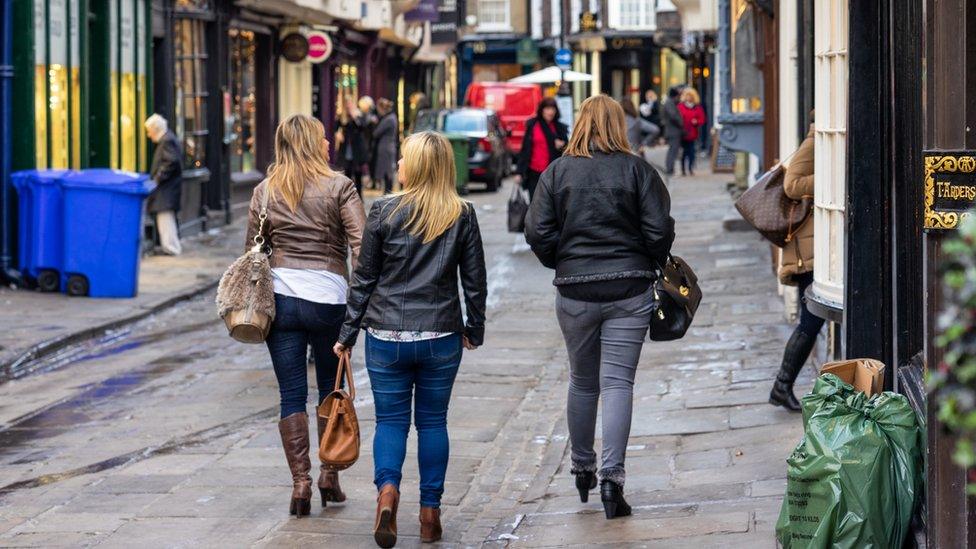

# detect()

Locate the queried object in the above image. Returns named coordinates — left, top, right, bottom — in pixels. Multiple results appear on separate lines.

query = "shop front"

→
left=457, top=35, right=526, bottom=102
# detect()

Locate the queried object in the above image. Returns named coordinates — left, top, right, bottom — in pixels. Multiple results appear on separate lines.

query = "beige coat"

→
left=778, top=126, right=815, bottom=285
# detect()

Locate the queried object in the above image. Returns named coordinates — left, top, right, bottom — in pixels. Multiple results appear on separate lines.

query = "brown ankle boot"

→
left=316, top=415, right=347, bottom=505
left=420, top=507, right=442, bottom=543
left=374, top=484, right=399, bottom=548
left=278, top=412, right=312, bottom=517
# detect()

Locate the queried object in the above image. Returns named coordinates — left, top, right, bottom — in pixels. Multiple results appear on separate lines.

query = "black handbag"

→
left=648, top=255, right=702, bottom=341
left=507, top=183, right=529, bottom=233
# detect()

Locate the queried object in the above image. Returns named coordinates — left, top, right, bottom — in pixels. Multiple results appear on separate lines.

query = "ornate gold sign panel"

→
left=924, top=151, right=976, bottom=230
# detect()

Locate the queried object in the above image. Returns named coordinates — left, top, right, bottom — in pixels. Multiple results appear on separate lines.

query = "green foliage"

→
left=929, top=215, right=976, bottom=477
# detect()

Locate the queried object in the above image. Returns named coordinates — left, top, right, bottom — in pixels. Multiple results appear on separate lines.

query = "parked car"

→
left=463, top=82, right=543, bottom=154
left=414, top=108, right=509, bottom=192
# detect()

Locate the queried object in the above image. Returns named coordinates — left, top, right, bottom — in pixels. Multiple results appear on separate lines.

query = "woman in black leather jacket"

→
left=334, top=131, right=487, bottom=548
left=525, top=95, right=674, bottom=520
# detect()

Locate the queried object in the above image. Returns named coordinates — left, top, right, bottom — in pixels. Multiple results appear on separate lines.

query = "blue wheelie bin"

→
left=11, top=170, right=70, bottom=292
left=59, top=169, right=153, bottom=298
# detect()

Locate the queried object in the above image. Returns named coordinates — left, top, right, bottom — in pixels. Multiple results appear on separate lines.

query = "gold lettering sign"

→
left=924, top=151, right=976, bottom=230
left=472, top=42, right=487, bottom=54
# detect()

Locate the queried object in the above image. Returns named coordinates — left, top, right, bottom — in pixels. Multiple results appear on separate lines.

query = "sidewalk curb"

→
left=0, top=278, right=220, bottom=379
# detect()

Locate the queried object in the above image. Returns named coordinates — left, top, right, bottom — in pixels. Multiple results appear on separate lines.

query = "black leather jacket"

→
left=525, top=151, right=675, bottom=285
left=338, top=195, right=487, bottom=347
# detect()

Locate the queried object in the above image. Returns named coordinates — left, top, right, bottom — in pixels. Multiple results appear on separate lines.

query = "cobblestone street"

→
left=0, top=158, right=806, bottom=547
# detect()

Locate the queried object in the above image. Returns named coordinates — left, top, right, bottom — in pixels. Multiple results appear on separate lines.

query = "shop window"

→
left=228, top=28, right=257, bottom=174
left=730, top=0, right=762, bottom=113
left=812, top=0, right=848, bottom=308
left=477, top=0, right=511, bottom=31
left=174, top=16, right=208, bottom=170
left=32, top=0, right=82, bottom=169
left=109, top=0, right=148, bottom=173
left=609, top=0, right=656, bottom=30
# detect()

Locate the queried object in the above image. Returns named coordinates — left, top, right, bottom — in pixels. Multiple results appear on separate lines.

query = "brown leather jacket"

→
left=779, top=126, right=815, bottom=285
left=245, top=175, right=366, bottom=279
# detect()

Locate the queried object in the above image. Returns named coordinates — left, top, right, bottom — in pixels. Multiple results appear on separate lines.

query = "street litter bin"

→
left=11, top=170, right=70, bottom=292
left=59, top=169, right=153, bottom=298
left=445, top=134, right=469, bottom=194
left=775, top=373, right=923, bottom=548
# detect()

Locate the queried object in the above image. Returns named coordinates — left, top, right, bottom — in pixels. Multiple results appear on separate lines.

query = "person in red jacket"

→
left=677, top=88, right=706, bottom=176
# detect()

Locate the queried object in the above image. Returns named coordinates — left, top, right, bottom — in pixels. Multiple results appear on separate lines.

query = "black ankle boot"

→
left=574, top=471, right=597, bottom=502
left=769, top=330, right=817, bottom=412
left=600, top=480, right=631, bottom=519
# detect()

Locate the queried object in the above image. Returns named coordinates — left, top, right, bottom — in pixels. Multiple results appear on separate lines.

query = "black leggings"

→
left=681, top=140, right=697, bottom=173
left=795, top=272, right=826, bottom=337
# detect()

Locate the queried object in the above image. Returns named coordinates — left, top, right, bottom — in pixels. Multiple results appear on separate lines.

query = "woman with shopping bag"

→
left=243, top=114, right=366, bottom=517
left=334, top=131, right=487, bottom=548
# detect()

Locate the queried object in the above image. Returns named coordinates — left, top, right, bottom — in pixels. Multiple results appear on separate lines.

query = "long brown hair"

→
left=563, top=95, right=632, bottom=158
left=266, top=114, right=337, bottom=211
left=393, top=132, right=465, bottom=243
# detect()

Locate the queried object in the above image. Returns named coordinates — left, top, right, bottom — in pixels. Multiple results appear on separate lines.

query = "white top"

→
left=272, top=268, right=348, bottom=304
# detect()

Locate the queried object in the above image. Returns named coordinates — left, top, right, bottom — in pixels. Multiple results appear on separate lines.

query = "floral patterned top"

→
left=366, top=328, right=453, bottom=342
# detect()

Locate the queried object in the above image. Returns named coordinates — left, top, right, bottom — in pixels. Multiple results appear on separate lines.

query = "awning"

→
left=509, top=66, right=593, bottom=84
left=379, top=27, right=419, bottom=48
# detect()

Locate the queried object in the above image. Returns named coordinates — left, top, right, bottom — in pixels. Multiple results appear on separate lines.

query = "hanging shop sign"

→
left=923, top=150, right=976, bottom=230
left=306, top=31, right=333, bottom=64
left=431, top=0, right=459, bottom=45
left=516, top=38, right=539, bottom=65
left=579, top=11, right=599, bottom=33
left=281, top=33, right=309, bottom=63
left=405, top=0, right=439, bottom=22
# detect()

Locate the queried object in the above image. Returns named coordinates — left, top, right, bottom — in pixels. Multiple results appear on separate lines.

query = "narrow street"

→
left=0, top=162, right=804, bottom=547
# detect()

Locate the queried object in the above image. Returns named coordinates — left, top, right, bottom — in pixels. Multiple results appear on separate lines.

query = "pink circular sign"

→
left=307, top=32, right=333, bottom=64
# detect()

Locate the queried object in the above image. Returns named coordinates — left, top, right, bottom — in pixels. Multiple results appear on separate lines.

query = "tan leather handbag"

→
left=318, top=353, right=360, bottom=470
left=215, top=188, right=275, bottom=343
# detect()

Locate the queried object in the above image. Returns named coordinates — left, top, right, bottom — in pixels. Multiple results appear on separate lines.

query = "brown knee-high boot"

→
left=316, top=415, right=347, bottom=506
left=278, top=412, right=312, bottom=517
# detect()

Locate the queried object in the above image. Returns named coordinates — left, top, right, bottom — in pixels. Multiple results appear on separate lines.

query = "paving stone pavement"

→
left=0, top=153, right=810, bottom=547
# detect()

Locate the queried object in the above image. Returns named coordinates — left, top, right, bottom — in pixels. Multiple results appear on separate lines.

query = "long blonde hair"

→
left=266, top=114, right=337, bottom=211
left=394, top=132, right=465, bottom=243
left=563, top=95, right=633, bottom=158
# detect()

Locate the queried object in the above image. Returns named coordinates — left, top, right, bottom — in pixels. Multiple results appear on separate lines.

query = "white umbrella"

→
left=509, top=66, right=593, bottom=84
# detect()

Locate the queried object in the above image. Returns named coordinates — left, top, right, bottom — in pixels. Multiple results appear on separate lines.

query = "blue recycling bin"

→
left=59, top=169, right=153, bottom=298
left=11, top=170, right=70, bottom=291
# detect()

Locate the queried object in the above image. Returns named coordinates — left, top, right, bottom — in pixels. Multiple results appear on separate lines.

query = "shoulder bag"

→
left=215, top=187, right=275, bottom=343
left=734, top=153, right=812, bottom=248
left=318, top=353, right=361, bottom=470
left=649, top=255, right=703, bottom=341
left=507, top=182, right=529, bottom=233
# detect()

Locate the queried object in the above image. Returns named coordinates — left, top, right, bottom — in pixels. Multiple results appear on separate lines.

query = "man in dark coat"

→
left=372, top=98, right=399, bottom=194
left=145, top=114, right=183, bottom=255
left=662, top=86, right=685, bottom=176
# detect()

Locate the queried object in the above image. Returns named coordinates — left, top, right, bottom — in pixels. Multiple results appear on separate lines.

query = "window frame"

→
left=477, top=0, right=512, bottom=32
left=609, top=0, right=657, bottom=31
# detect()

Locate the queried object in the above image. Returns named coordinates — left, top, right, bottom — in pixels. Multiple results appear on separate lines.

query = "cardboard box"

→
left=819, top=359, right=886, bottom=396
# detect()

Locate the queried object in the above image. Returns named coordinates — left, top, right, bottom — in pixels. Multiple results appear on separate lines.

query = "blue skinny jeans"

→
left=265, top=294, right=345, bottom=418
left=365, top=332, right=463, bottom=508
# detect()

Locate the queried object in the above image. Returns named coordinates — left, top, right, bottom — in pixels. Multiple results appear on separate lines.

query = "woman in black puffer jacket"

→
left=526, top=95, right=674, bottom=520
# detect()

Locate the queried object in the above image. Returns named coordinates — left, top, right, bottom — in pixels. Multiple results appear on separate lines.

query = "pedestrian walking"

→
left=639, top=89, right=661, bottom=129
left=246, top=114, right=366, bottom=518
left=769, top=118, right=821, bottom=412
left=661, top=86, right=686, bottom=176
left=620, top=98, right=659, bottom=154
left=144, top=114, right=183, bottom=256
left=524, top=95, right=675, bottom=519
left=358, top=96, right=379, bottom=189
left=333, top=131, right=487, bottom=548
left=372, top=98, right=399, bottom=194
left=335, top=96, right=370, bottom=195
left=516, top=97, right=569, bottom=201
left=677, top=88, right=706, bottom=176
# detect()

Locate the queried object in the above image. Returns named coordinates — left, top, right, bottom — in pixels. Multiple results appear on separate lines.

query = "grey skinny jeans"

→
left=555, top=289, right=654, bottom=486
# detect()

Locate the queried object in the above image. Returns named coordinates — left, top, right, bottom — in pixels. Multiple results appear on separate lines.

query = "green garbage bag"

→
left=775, top=373, right=923, bottom=548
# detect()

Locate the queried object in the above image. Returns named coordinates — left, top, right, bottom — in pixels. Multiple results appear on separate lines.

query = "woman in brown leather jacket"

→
left=769, top=120, right=823, bottom=412
left=246, top=114, right=366, bottom=516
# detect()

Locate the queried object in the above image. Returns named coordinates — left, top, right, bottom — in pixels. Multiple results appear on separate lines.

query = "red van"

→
left=464, top=82, right=542, bottom=153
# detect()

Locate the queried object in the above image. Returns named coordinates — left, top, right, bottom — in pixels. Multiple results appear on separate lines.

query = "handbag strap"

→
left=252, top=187, right=271, bottom=251
left=334, top=352, right=356, bottom=399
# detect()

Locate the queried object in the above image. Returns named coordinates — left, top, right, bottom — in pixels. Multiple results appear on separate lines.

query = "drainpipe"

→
left=0, top=0, right=19, bottom=284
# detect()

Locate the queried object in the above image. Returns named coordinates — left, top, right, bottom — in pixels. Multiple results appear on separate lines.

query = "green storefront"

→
left=12, top=0, right=152, bottom=173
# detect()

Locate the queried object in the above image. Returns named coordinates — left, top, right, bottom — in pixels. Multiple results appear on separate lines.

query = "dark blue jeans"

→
left=366, top=333, right=463, bottom=508
left=266, top=294, right=346, bottom=418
